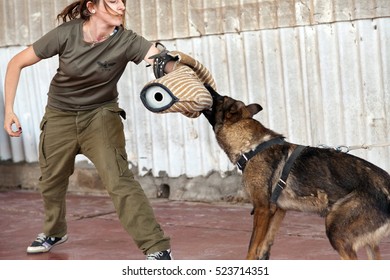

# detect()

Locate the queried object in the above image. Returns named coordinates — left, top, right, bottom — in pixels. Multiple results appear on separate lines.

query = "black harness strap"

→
left=237, top=138, right=307, bottom=211
left=270, top=145, right=306, bottom=204
left=236, top=137, right=285, bottom=171
left=148, top=42, right=178, bottom=79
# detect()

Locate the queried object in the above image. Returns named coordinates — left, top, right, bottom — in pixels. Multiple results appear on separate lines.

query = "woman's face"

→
left=92, top=0, right=126, bottom=26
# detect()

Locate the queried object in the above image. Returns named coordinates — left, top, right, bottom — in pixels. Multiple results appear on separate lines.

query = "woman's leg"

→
left=78, top=104, right=170, bottom=255
left=38, top=107, right=79, bottom=237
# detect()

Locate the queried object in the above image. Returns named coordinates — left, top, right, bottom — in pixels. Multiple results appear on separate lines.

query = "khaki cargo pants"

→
left=38, top=103, right=170, bottom=255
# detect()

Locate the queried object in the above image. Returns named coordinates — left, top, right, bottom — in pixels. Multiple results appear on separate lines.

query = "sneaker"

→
left=146, top=249, right=173, bottom=260
left=26, top=233, right=68, bottom=254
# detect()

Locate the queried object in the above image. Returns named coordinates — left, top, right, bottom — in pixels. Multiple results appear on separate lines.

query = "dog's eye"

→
left=140, top=84, right=178, bottom=112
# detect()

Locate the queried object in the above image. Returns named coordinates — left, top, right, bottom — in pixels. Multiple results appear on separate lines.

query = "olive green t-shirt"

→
left=33, top=19, right=152, bottom=111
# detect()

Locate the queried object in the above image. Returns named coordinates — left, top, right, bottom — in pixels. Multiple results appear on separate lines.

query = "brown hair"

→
left=56, top=0, right=126, bottom=24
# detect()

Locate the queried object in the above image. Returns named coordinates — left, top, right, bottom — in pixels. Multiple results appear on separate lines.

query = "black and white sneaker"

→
left=146, top=249, right=173, bottom=260
left=26, top=233, right=68, bottom=254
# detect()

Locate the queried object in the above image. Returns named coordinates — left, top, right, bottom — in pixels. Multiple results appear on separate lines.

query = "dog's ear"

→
left=229, top=102, right=245, bottom=115
left=226, top=102, right=247, bottom=123
left=246, top=104, right=263, bottom=117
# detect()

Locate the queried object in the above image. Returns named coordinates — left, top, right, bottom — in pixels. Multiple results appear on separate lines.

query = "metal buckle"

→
left=277, top=178, right=286, bottom=190
left=236, top=154, right=249, bottom=170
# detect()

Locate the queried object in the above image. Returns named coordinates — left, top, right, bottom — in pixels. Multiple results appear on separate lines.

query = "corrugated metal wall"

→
left=128, top=0, right=390, bottom=40
left=1, top=0, right=389, bottom=177
left=1, top=0, right=389, bottom=45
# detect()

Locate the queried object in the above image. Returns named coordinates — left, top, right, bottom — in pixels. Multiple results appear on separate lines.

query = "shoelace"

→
left=147, top=251, right=165, bottom=260
left=35, top=233, right=47, bottom=242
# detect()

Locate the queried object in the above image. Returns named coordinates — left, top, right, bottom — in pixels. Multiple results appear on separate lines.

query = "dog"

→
left=202, top=85, right=390, bottom=260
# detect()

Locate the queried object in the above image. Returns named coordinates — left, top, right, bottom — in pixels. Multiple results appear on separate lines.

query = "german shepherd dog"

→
left=202, top=85, right=390, bottom=260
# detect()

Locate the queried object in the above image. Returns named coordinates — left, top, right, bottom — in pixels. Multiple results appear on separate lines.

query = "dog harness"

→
left=236, top=137, right=285, bottom=170
left=270, top=145, right=306, bottom=204
left=236, top=137, right=306, bottom=204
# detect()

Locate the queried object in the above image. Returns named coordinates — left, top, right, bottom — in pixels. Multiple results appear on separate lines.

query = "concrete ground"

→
left=1, top=190, right=389, bottom=260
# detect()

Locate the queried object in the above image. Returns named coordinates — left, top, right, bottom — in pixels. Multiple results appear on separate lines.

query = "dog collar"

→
left=236, top=137, right=285, bottom=171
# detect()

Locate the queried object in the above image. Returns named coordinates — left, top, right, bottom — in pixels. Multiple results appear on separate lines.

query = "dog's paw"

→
left=259, top=251, right=270, bottom=260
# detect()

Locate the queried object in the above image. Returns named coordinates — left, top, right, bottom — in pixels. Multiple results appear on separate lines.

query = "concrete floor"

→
left=1, top=190, right=389, bottom=260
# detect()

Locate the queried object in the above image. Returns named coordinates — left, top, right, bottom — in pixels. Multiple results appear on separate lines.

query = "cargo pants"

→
left=38, top=103, right=170, bottom=255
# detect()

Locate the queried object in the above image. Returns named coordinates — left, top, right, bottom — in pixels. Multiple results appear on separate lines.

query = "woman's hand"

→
left=4, top=111, right=22, bottom=137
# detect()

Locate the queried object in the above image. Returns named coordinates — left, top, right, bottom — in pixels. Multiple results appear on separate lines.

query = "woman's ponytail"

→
left=56, top=0, right=94, bottom=23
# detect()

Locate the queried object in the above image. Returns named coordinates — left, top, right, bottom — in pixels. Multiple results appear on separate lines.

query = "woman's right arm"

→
left=3, top=46, right=41, bottom=137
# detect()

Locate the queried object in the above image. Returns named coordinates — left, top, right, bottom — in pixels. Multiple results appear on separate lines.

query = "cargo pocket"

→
left=38, top=117, right=48, bottom=168
left=102, top=106, right=127, bottom=148
left=115, top=147, right=129, bottom=177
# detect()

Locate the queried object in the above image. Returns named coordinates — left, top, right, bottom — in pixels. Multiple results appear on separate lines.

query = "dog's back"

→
left=289, top=147, right=390, bottom=206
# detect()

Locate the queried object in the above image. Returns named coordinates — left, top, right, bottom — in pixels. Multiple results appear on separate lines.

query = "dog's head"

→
left=202, top=84, right=263, bottom=131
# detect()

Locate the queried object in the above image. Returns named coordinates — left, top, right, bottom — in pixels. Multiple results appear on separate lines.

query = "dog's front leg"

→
left=246, top=206, right=286, bottom=260
left=246, top=206, right=272, bottom=260
left=256, top=207, right=286, bottom=259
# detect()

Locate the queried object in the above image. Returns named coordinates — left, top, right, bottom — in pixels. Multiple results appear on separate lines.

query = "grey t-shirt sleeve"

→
left=124, top=30, right=153, bottom=64
left=32, top=28, right=60, bottom=59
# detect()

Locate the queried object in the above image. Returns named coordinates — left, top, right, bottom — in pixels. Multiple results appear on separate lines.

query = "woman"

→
left=3, top=0, right=173, bottom=260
